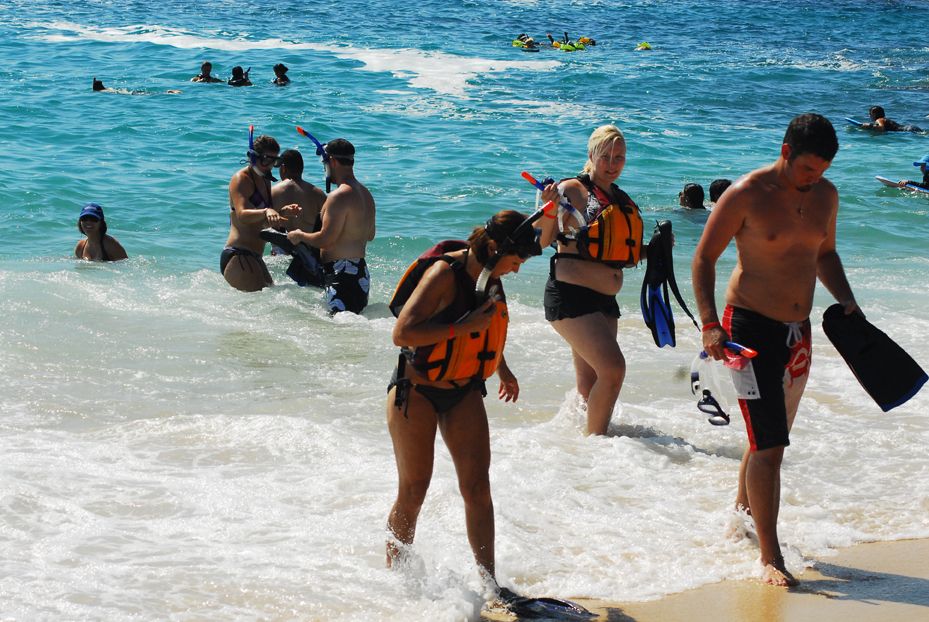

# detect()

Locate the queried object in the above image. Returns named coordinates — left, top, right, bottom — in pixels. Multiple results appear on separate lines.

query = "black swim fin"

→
left=260, top=228, right=295, bottom=254
left=260, top=228, right=325, bottom=287
left=496, top=588, right=594, bottom=620
left=640, top=220, right=698, bottom=347
left=822, top=304, right=927, bottom=411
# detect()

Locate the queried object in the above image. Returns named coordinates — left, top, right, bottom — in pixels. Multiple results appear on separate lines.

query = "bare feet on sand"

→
left=763, top=556, right=799, bottom=587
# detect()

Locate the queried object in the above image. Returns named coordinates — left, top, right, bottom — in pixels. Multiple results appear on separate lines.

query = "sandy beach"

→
left=483, top=538, right=929, bottom=622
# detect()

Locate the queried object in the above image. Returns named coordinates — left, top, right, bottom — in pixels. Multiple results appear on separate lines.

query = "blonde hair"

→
left=582, top=124, right=626, bottom=176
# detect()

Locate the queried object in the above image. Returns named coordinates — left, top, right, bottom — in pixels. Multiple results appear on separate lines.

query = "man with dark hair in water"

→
left=270, top=149, right=328, bottom=285
left=191, top=61, right=223, bottom=83
left=287, top=138, right=376, bottom=314
left=692, top=113, right=859, bottom=587
left=679, top=182, right=706, bottom=209
left=861, top=105, right=922, bottom=133
left=272, top=63, right=291, bottom=85
left=709, top=178, right=732, bottom=203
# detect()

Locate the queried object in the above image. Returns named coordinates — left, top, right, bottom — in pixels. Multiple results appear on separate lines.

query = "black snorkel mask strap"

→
left=296, top=126, right=331, bottom=192
left=474, top=209, right=545, bottom=302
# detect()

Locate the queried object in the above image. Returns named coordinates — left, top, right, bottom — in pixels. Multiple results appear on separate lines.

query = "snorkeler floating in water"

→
left=512, top=34, right=540, bottom=51
left=545, top=32, right=594, bottom=52
left=92, top=76, right=181, bottom=95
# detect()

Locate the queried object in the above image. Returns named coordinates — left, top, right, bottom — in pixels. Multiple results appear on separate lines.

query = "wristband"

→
left=702, top=321, right=721, bottom=332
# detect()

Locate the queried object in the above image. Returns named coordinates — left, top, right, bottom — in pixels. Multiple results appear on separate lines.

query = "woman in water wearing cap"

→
left=385, top=209, right=539, bottom=587
left=899, top=154, right=929, bottom=190
left=74, top=203, right=128, bottom=261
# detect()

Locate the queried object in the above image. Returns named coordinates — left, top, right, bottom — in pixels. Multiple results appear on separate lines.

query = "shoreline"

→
left=483, top=538, right=929, bottom=621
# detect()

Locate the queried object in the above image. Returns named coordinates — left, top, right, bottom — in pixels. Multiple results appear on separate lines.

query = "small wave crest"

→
left=30, top=21, right=557, bottom=97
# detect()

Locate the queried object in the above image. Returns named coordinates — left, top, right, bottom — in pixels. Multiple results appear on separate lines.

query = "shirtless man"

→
left=271, top=149, right=327, bottom=286
left=222, top=134, right=300, bottom=291
left=287, top=138, right=375, bottom=314
left=692, top=114, right=859, bottom=587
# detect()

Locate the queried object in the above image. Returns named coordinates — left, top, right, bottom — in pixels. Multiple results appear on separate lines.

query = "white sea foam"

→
left=31, top=21, right=557, bottom=97
left=1, top=265, right=927, bottom=619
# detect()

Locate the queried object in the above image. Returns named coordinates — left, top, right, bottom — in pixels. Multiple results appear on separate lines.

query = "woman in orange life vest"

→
left=536, top=124, right=645, bottom=435
left=385, top=209, right=541, bottom=585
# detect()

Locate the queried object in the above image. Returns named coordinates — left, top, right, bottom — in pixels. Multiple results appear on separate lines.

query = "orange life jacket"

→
left=389, top=241, right=509, bottom=382
left=561, top=174, right=644, bottom=268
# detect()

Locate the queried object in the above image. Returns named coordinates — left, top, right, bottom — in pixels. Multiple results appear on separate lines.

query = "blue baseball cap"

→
left=79, top=203, right=104, bottom=220
left=913, top=154, right=929, bottom=167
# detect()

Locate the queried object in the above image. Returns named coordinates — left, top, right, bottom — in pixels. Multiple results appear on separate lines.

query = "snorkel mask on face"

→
left=296, top=126, right=332, bottom=192
left=245, top=125, right=280, bottom=180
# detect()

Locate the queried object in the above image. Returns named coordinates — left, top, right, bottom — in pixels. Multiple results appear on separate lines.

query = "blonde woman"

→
left=537, top=125, right=645, bottom=435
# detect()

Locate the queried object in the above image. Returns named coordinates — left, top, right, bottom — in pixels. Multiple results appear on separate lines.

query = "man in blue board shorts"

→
left=692, top=114, right=860, bottom=587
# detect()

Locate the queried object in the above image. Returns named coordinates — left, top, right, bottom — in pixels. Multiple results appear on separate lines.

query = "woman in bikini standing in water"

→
left=537, top=124, right=645, bottom=435
left=385, top=209, right=540, bottom=587
left=222, top=133, right=300, bottom=291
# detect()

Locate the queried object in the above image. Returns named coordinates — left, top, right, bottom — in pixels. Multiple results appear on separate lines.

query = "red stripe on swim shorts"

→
left=722, top=306, right=758, bottom=451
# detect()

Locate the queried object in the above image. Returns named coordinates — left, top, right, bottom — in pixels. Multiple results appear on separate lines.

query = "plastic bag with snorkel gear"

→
left=689, top=342, right=758, bottom=426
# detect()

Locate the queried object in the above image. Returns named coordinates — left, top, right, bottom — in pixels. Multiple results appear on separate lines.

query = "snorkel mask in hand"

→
left=689, top=342, right=758, bottom=426
left=690, top=351, right=730, bottom=426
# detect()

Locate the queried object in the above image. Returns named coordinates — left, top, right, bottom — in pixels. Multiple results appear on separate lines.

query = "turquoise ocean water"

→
left=2, top=1, right=929, bottom=619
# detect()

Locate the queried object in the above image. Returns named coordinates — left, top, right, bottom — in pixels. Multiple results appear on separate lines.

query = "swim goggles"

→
left=697, top=390, right=730, bottom=426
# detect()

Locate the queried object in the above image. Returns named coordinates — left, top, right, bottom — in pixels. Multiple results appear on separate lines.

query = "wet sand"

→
left=483, top=538, right=929, bottom=621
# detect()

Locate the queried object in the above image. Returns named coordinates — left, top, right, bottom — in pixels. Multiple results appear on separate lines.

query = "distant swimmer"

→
left=679, top=182, right=706, bottom=209
left=546, top=31, right=587, bottom=51
left=92, top=76, right=180, bottom=95
left=228, top=66, right=252, bottom=87
left=270, top=149, right=327, bottom=286
left=271, top=63, right=291, bottom=85
left=385, top=209, right=541, bottom=589
left=635, top=41, right=652, bottom=51
left=692, top=113, right=860, bottom=587
left=287, top=138, right=375, bottom=315
left=709, top=178, right=732, bottom=203
left=190, top=61, right=224, bottom=83
left=92, top=77, right=111, bottom=92
left=512, top=34, right=540, bottom=50
left=897, top=153, right=929, bottom=190
left=222, top=129, right=301, bottom=291
left=860, top=105, right=922, bottom=133
left=75, top=202, right=128, bottom=261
